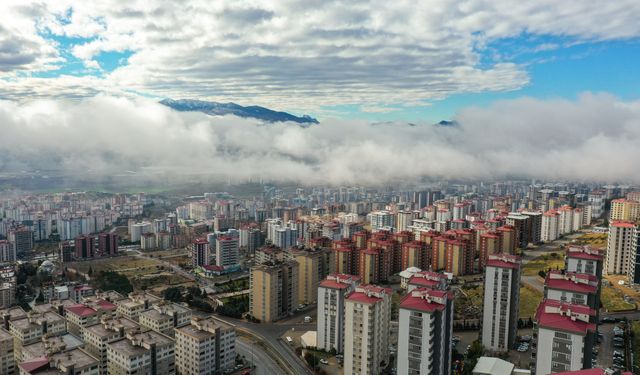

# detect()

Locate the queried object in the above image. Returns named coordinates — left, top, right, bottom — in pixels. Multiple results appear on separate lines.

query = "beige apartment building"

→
left=107, top=330, right=175, bottom=375
left=175, top=317, right=236, bottom=375
left=344, top=285, right=392, bottom=375
left=82, top=317, right=142, bottom=375
left=289, top=247, right=330, bottom=305
left=250, top=260, right=299, bottom=323
left=138, top=302, right=191, bottom=337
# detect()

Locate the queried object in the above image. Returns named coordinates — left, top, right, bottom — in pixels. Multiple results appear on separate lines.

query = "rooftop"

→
left=486, top=254, right=521, bottom=269
left=535, top=299, right=596, bottom=335
left=545, top=270, right=598, bottom=294
left=400, top=288, right=452, bottom=313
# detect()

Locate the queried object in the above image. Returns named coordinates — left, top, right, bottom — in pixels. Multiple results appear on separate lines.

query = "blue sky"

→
left=324, top=37, right=640, bottom=122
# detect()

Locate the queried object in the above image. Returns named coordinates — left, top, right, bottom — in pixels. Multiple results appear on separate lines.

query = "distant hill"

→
left=160, top=98, right=319, bottom=125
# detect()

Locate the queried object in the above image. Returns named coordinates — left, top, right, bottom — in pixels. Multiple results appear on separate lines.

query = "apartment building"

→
left=344, top=285, right=392, bottom=375
left=481, top=254, right=521, bottom=353
left=605, top=221, right=637, bottom=280
left=18, top=347, right=100, bottom=375
left=9, top=311, right=67, bottom=362
left=82, top=317, right=141, bottom=375
left=175, top=317, right=236, bottom=375
left=249, top=260, right=299, bottom=323
left=565, top=245, right=604, bottom=278
left=107, top=330, right=175, bottom=375
left=406, top=271, right=449, bottom=292
left=138, top=302, right=191, bottom=337
left=114, top=292, right=162, bottom=321
left=289, top=247, right=330, bottom=305
left=65, top=301, right=117, bottom=337
left=317, top=274, right=360, bottom=353
left=544, top=270, right=599, bottom=314
left=531, top=300, right=596, bottom=375
left=0, top=328, right=14, bottom=375
left=397, top=288, right=454, bottom=375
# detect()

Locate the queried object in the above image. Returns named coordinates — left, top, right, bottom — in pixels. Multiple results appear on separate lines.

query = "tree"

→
left=35, top=290, right=45, bottom=303
left=164, top=287, right=183, bottom=302
left=87, top=266, right=94, bottom=277
left=538, top=270, right=546, bottom=279
left=91, top=271, right=133, bottom=294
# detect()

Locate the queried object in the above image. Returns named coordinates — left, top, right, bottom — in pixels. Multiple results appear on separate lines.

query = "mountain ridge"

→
left=160, top=98, right=319, bottom=125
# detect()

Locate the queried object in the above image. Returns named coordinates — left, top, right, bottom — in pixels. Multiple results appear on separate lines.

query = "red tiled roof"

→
left=535, top=300, right=596, bottom=335
left=612, top=221, right=636, bottom=228
left=553, top=369, right=606, bottom=375
left=400, top=288, right=452, bottom=313
left=18, top=356, right=50, bottom=373
left=65, top=304, right=97, bottom=317
left=408, top=276, right=439, bottom=288
left=320, top=279, right=353, bottom=289
left=545, top=271, right=598, bottom=294
left=96, top=300, right=117, bottom=310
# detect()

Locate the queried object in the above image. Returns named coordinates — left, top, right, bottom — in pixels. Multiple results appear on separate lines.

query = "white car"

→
left=320, top=359, right=329, bottom=365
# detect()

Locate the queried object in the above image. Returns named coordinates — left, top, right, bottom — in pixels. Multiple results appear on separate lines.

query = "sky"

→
left=1, top=1, right=640, bottom=184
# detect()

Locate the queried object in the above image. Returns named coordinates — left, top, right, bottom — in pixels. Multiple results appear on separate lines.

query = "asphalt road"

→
left=236, top=336, right=285, bottom=375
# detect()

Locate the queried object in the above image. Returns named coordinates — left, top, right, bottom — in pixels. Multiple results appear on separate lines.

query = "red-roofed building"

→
left=565, top=245, right=604, bottom=278
left=554, top=368, right=633, bottom=375
left=344, top=284, right=391, bottom=375
left=532, top=299, right=597, bottom=375
left=406, top=270, right=448, bottom=292
left=397, top=288, right=454, bottom=375
left=317, top=274, right=361, bottom=353
left=544, top=270, right=600, bottom=319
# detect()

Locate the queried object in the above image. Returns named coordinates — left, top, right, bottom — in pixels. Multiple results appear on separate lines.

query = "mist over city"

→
left=1, top=1, right=640, bottom=375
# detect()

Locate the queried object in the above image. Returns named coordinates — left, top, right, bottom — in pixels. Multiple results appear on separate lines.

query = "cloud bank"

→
left=2, top=1, right=640, bottom=110
left=0, top=94, right=638, bottom=186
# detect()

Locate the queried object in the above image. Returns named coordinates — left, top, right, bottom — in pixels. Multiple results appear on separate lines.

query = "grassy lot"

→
left=520, top=284, right=543, bottom=319
left=454, top=284, right=484, bottom=319
left=601, top=284, right=635, bottom=312
left=69, top=255, right=190, bottom=290
left=603, top=275, right=640, bottom=310
left=576, top=232, right=608, bottom=248
left=522, top=253, right=566, bottom=276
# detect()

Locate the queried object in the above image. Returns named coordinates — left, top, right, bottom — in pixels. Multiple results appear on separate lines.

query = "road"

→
left=215, top=314, right=316, bottom=375
left=236, top=336, right=284, bottom=375
left=597, top=323, right=615, bottom=369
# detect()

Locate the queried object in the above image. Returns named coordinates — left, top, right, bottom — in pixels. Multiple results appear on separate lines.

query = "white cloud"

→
left=0, top=94, right=638, bottom=185
left=0, top=1, right=639, bottom=108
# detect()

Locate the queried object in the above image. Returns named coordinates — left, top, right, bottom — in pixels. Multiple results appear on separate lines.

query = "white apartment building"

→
left=565, top=245, right=604, bottom=278
left=369, top=211, right=395, bottom=232
left=605, top=221, right=637, bottom=280
left=317, top=274, right=360, bottom=353
left=531, top=300, right=596, bottom=375
left=175, top=317, right=236, bottom=375
left=541, top=210, right=560, bottom=242
left=344, top=285, right=392, bottom=375
left=482, top=254, right=521, bottom=353
left=215, top=236, right=239, bottom=267
left=397, top=288, right=454, bottom=375
left=395, top=211, right=415, bottom=233
left=544, top=270, right=599, bottom=313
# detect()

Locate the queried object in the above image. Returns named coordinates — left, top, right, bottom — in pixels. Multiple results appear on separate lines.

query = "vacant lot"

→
left=69, top=255, right=190, bottom=289
left=576, top=232, right=608, bottom=248
left=520, top=284, right=543, bottom=319
left=522, top=253, right=565, bottom=276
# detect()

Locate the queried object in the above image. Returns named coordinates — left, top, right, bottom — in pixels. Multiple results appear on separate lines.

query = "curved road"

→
left=236, top=336, right=285, bottom=375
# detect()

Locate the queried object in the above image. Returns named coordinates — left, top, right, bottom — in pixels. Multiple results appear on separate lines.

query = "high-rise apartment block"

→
left=531, top=300, right=596, bottom=375
left=317, top=274, right=360, bottom=353
left=215, top=235, right=239, bottom=267
left=397, top=288, right=454, bottom=375
left=605, top=221, right=638, bottom=281
left=249, top=260, right=299, bottom=323
left=344, top=285, right=391, bottom=375
left=610, top=198, right=640, bottom=221
left=191, top=238, right=210, bottom=268
left=482, top=254, right=521, bottom=353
